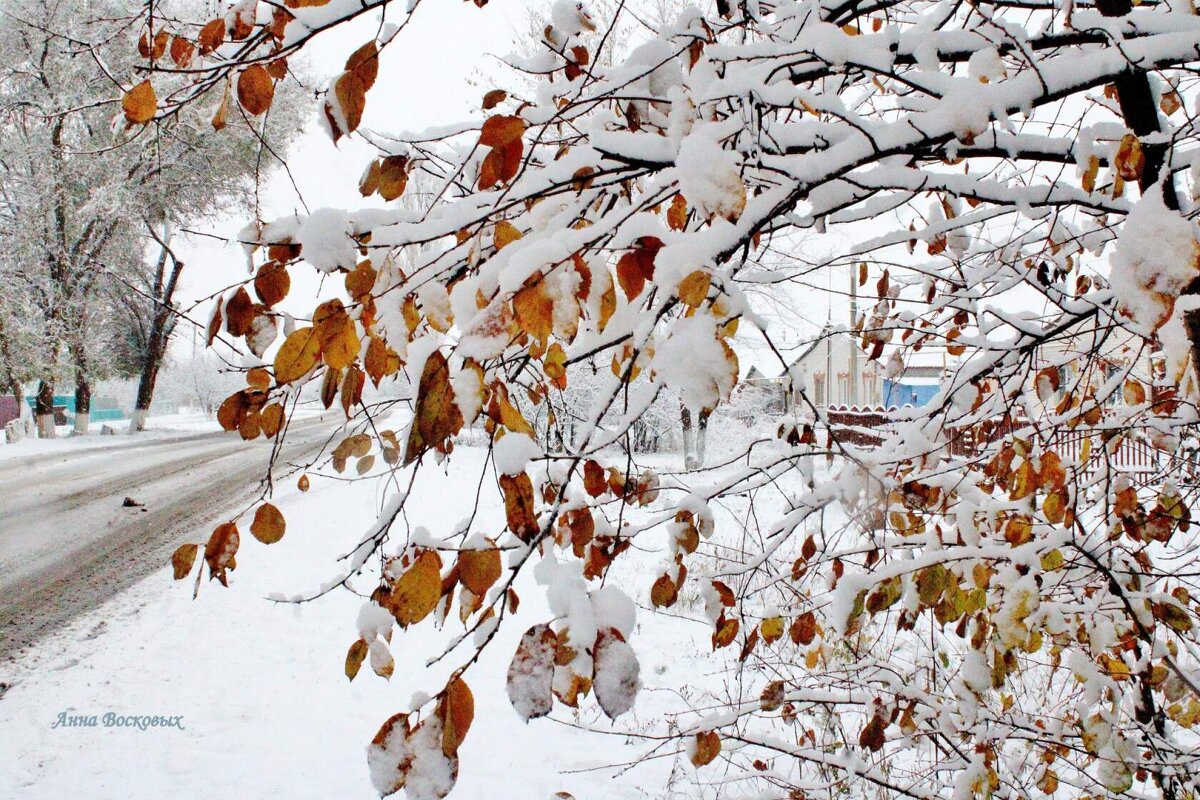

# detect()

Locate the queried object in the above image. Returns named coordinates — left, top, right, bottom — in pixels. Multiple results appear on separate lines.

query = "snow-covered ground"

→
left=0, top=411, right=231, bottom=462
left=0, top=443, right=742, bottom=800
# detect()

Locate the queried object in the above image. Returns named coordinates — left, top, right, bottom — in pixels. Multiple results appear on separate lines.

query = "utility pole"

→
left=848, top=266, right=859, bottom=407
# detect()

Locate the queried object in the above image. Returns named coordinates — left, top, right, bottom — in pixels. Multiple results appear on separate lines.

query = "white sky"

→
left=173, top=0, right=525, bottom=356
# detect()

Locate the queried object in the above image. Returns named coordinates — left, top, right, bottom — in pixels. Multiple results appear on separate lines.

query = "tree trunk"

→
left=35, top=379, right=55, bottom=438
left=695, top=409, right=711, bottom=469
left=130, top=226, right=184, bottom=433
left=681, top=406, right=696, bottom=470
left=73, top=371, right=90, bottom=435
left=71, top=341, right=90, bottom=435
left=129, top=334, right=165, bottom=433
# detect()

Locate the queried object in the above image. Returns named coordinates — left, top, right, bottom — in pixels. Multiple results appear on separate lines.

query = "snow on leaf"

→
left=592, top=628, right=640, bottom=720
left=204, top=522, right=239, bottom=586
left=506, top=623, right=556, bottom=721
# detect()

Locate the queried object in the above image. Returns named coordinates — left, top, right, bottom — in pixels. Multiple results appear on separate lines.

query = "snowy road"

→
left=0, top=416, right=334, bottom=661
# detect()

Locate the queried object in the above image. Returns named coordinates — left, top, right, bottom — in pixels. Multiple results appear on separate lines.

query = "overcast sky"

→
left=173, top=0, right=525, bottom=358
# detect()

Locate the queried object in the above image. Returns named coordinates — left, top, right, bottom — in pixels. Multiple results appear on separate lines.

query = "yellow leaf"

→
left=678, top=270, right=710, bottom=308
left=760, top=615, right=785, bottom=644
left=314, top=299, right=360, bottom=371
left=386, top=549, right=443, bottom=626
left=494, top=220, right=523, bottom=250
left=274, top=327, right=321, bottom=384
left=346, top=639, right=368, bottom=681
left=513, top=273, right=554, bottom=344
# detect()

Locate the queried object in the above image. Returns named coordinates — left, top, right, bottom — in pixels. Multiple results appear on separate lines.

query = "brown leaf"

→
left=859, top=714, right=887, bottom=752
left=479, top=140, right=522, bottom=189
left=616, top=238, right=662, bottom=301
left=274, top=327, right=321, bottom=384
left=122, top=81, right=157, bottom=125
left=458, top=543, right=502, bottom=596
left=667, top=194, right=688, bottom=231
left=217, top=390, right=250, bottom=431
left=438, top=676, right=474, bottom=757
left=198, top=19, right=225, bottom=54
left=482, top=89, right=507, bottom=110
left=364, top=337, right=401, bottom=387
left=650, top=573, right=678, bottom=608
left=712, top=614, right=739, bottom=649
left=169, top=36, right=195, bottom=68
left=790, top=611, right=817, bottom=645
left=224, top=287, right=255, bottom=337
left=403, top=351, right=464, bottom=464
left=237, top=65, right=275, bottom=116
left=171, top=543, right=199, bottom=580
left=691, top=731, right=721, bottom=766
left=480, top=114, right=526, bottom=148
left=342, top=366, right=365, bottom=417
left=204, top=522, right=240, bottom=586
left=345, top=41, right=379, bottom=90
left=327, top=70, right=367, bottom=141
left=254, top=261, right=290, bottom=307
left=592, top=629, right=640, bottom=719
left=250, top=503, right=286, bottom=544
left=260, top=403, right=284, bottom=438
left=500, top=472, right=538, bottom=541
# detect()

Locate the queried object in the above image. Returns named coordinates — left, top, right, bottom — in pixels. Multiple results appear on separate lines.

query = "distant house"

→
left=742, top=325, right=946, bottom=410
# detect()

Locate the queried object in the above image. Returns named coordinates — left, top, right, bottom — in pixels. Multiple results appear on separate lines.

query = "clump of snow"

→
left=968, top=48, right=1005, bottom=83
left=675, top=126, right=746, bottom=221
left=1110, top=185, right=1200, bottom=330
left=592, top=631, right=641, bottom=719
left=492, top=433, right=543, bottom=476
left=590, top=586, right=636, bottom=639
left=451, top=364, right=484, bottom=425
left=550, top=0, right=593, bottom=37
left=356, top=602, right=393, bottom=641
left=296, top=208, right=356, bottom=273
left=366, top=715, right=457, bottom=800
left=653, top=311, right=737, bottom=413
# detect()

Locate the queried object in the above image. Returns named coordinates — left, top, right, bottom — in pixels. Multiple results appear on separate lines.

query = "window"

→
left=813, top=374, right=825, bottom=406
